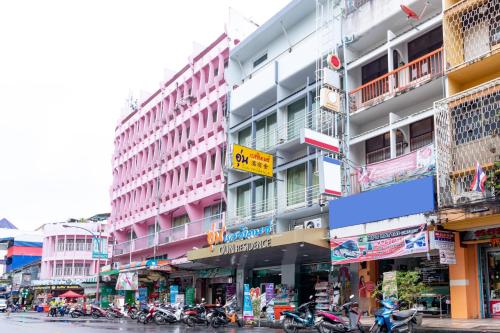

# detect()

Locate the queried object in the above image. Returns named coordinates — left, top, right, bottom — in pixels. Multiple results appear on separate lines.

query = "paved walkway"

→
left=359, top=317, right=500, bottom=332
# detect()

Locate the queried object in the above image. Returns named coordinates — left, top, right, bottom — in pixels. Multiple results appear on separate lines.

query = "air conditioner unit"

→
left=320, top=88, right=340, bottom=112
left=452, top=191, right=485, bottom=205
left=304, top=218, right=322, bottom=229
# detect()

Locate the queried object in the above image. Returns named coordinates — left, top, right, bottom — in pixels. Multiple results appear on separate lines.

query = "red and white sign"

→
left=300, top=128, right=339, bottom=153
left=319, top=156, right=342, bottom=196
left=327, top=54, right=342, bottom=70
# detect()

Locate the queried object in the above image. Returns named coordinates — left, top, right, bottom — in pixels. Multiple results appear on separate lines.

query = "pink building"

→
left=110, top=33, right=229, bottom=264
left=40, top=220, right=110, bottom=281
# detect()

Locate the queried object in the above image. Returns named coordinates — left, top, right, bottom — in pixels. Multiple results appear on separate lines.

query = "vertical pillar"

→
left=449, top=235, right=481, bottom=319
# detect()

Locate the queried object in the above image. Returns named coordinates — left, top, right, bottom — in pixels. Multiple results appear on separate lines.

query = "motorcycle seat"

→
left=392, top=310, right=416, bottom=321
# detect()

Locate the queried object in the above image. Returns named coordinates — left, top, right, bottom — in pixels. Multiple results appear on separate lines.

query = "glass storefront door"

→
left=481, top=248, right=500, bottom=318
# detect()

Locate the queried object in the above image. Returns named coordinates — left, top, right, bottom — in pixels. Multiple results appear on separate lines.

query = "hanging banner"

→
left=243, top=284, right=254, bottom=320
left=430, top=230, right=456, bottom=265
left=358, top=145, right=435, bottom=191
left=115, top=272, right=138, bottom=290
left=231, top=144, right=273, bottom=177
left=331, top=224, right=429, bottom=265
left=92, top=237, right=109, bottom=259
left=170, top=285, right=179, bottom=304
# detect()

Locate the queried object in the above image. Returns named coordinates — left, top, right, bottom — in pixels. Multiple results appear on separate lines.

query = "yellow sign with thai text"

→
left=231, top=144, right=273, bottom=177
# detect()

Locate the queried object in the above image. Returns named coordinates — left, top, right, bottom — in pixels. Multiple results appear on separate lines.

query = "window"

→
left=238, top=127, right=252, bottom=147
left=236, top=183, right=251, bottom=217
left=85, top=239, right=92, bottom=251
left=255, top=178, right=275, bottom=213
left=361, top=55, right=388, bottom=84
left=203, top=203, right=226, bottom=230
left=55, top=264, right=63, bottom=276
left=83, top=264, right=91, bottom=276
left=365, top=131, right=404, bottom=164
left=64, top=264, right=73, bottom=276
left=287, top=164, right=306, bottom=206
left=147, top=224, right=155, bottom=247
left=287, top=98, right=306, bottom=140
left=75, top=239, right=86, bottom=251
left=410, top=117, right=434, bottom=151
left=173, top=214, right=190, bottom=228
left=65, top=239, right=74, bottom=251
left=74, top=263, right=84, bottom=276
left=214, top=66, right=219, bottom=77
left=253, top=53, right=268, bottom=68
left=256, top=113, right=277, bottom=150
left=56, top=239, right=65, bottom=252
left=185, top=166, right=189, bottom=181
left=408, top=26, right=443, bottom=61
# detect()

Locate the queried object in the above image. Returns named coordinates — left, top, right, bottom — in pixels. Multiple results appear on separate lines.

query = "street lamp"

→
left=62, top=224, right=104, bottom=305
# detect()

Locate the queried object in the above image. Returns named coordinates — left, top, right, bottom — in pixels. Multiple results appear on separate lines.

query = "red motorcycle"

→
left=106, top=306, right=125, bottom=319
left=126, top=305, right=138, bottom=320
left=137, top=304, right=156, bottom=324
left=90, top=305, right=108, bottom=319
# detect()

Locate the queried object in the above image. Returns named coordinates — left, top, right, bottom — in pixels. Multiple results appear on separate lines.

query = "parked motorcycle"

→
left=49, top=305, right=58, bottom=317
left=69, top=305, right=90, bottom=318
left=208, top=296, right=242, bottom=328
left=184, top=299, right=209, bottom=327
left=316, top=295, right=364, bottom=333
left=126, top=305, right=138, bottom=320
left=91, top=305, right=107, bottom=319
left=154, top=304, right=179, bottom=324
left=281, top=296, right=317, bottom=333
left=370, top=299, right=422, bottom=333
left=137, top=305, right=156, bottom=324
left=106, top=306, right=125, bottom=319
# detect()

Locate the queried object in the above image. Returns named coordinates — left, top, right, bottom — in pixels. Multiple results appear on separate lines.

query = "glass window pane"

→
left=238, top=127, right=252, bottom=147
left=236, top=184, right=251, bottom=216
left=288, top=99, right=306, bottom=140
left=287, top=164, right=306, bottom=206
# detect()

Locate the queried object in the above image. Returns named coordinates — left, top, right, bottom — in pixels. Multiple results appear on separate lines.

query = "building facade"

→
left=110, top=34, right=231, bottom=302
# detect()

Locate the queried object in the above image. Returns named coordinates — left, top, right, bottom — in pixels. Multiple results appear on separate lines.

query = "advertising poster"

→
left=265, top=283, right=274, bottom=302
left=115, top=272, right=138, bottom=290
left=138, top=287, right=148, bottom=303
left=185, top=287, right=195, bottom=306
left=358, top=145, right=434, bottom=191
left=243, top=284, right=254, bottom=320
left=430, top=230, right=456, bottom=265
left=92, top=237, right=109, bottom=259
left=382, top=271, right=398, bottom=299
left=331, top=225, right=429, bottom=265
left=170, top=285, right=179, bottom=304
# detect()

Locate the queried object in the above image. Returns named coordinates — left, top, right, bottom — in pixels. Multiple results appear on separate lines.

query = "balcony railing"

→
left=366, top=143, right=404, bottom=165
left=349, top=48, right=444, bottom=113
left=112, top=214, right=223, bottom=256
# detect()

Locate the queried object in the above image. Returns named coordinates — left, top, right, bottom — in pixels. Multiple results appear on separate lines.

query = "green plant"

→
left=372, top=271, right=427, bottom=309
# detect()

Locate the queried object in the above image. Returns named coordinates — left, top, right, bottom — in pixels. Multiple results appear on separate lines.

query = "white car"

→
left=0, top=299, right=7, bottom=312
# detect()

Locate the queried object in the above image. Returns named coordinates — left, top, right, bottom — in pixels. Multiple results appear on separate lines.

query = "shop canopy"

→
left=59, top=290, right=84, bottom=298
left=100, top=269, right=119, bottom=276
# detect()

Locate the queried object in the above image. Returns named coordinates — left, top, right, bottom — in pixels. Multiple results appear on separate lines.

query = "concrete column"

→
left=449, top=235, right=481, bottom=319
left=281, top=263, right=297, bottom=290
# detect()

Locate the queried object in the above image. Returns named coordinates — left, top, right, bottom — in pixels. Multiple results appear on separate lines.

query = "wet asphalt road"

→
left=0, top=312, right=284, bottom=333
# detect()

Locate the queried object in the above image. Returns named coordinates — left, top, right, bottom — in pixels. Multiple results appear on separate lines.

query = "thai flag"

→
left=470, top=162, right=487, bottom=192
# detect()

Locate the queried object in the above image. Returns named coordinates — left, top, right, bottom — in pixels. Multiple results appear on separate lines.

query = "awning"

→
left=117, top=259, right=171, bottom=272
left=100, top=269, right=119, bottom=276
left=187, top=228, right=329, bottom=268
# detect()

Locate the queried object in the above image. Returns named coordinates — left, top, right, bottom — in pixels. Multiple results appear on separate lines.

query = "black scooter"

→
left=184, top=299, right=209, bottom=327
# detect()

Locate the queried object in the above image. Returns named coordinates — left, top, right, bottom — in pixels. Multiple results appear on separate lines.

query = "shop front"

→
left=187, top=226, right=331, bottom=318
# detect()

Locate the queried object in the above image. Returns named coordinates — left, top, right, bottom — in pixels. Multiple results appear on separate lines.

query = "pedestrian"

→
left=359, top=276, right=371, bottom=316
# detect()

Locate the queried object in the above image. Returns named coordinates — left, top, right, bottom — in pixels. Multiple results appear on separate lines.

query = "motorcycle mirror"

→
left=350, top=295, right=355, bottom=300
left=201, top=298, right=205, bottom=302
left=309, top=295, right=314, bottom=300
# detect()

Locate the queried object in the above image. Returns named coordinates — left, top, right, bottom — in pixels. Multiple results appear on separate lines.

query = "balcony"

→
left=444, top=0, right=500, bottom=78
left=349, top=48, right=444, bottom=113
left=366, top=143, right=404, bottom=165
left=434, top=78, right=500, bottom=207
left=112, top=214, right=223, bottom=256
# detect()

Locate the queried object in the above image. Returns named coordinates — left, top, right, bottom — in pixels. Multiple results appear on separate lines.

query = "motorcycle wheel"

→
left=154, top=313, right=166, bottom=325
left=106, top=312, right=114, bottom=320
left=369, top=323, right=383, bottom=333
left=211, top=318, right=221, bottom=328
left=186, top=316, right=196, bottom=327
left=137, top=313, right=145, bottom=324
left=129, top=310, right=137, bottom=320
left=237, top=318, right=242, bottom=327
left=91, top=312, right=100, bottom=319
left=283, top=317, right=296, bottom=333
left=70, top=312, right=79, bottom=318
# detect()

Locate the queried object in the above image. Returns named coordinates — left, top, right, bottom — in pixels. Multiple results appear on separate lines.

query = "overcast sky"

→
left=0, top=0, right=290, bottom=230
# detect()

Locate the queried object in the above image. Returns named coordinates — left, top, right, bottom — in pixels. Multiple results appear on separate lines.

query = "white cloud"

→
left=0, top=0, right=290, bottom=230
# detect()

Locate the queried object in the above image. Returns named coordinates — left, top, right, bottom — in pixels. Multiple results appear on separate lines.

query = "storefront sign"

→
left=463, top=227, right=500, bottom=241
left=232, top=144, right=273, bottom=177
left=382, top=271, right=398, bottom=299
left=185, top=287, right=195, bottom=306
left=243, top=284, right=254, bottom=320
left=218, top=237, right=272, bottom=255
left=331, top=225, right=429, bottom=265
left=32, top=278, right=89, bottom=286
left=33, top=285, right=81, bottom=291
left=430, top=231, right=456, bottom=264
left=265, top=283, right=274, bottom=302
left=358, top=145, right=435, bottom=191
left=116, top=272, right=138, bottom=291
left=170, top=285, right=178, bottom=304
left=491, top=300, right=500, bottom=318
left=207, top=222, right=273, bottom=252
left=92, top=237, right=109, bottom=259
left=198, top=268, right=234, bottom=279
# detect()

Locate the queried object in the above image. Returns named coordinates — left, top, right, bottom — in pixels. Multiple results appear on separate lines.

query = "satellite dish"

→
left=400, top=1, right=430, bottom=21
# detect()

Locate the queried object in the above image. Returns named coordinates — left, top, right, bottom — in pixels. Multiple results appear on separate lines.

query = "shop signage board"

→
left=207, top=221, right=273, bottom=252
left=170, top=285, right=179, bottom=304
left=357, top=145, right=435, bottom=191
left=185, top=287, right=195, bottom=306
left=463, top=227, right=500, bottom=241
left=138, top=288, right=148, bottom=303
left=116, top=272, right=138, bottom=291
left=33, top=285, right=81, bottom=290
left=491, top=300, right=500, bottom=318
left=430, top=230, right=456, bottom=264
left=198, top=268, right=234, bottom=279
left=319, top=156, right=342, bottom=196
left=265, top=283, right=274, bottom=302
left=243, top=284, right=254, bottom=320
left=92, top=237, right=109, bottom=259
left=231, top=144, right=273, bottom=177
left=300, top=128, right=340, bottom=153
left=382, top=271, right=398, bottom=299
left=217, top=236, right=272, bottom=255
left=331, top=225, right=429, bottom=264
